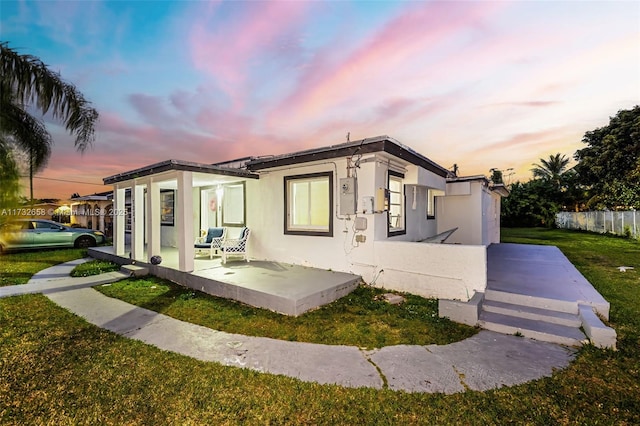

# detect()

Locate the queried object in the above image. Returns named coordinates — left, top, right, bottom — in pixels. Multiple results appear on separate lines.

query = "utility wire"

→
left=19, top=175, right=104, bottom=186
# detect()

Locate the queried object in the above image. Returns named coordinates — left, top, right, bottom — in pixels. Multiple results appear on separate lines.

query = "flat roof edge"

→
left=103, top=159, right=259, bottom=185
left=247, top=136, right=449, bottom=177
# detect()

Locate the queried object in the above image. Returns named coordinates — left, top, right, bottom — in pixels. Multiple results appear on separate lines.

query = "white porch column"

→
left=146, top=179, right=161, bottom=262
left=114, top=186, right=126, bottom=256
left=131, top=182, right=145, bottom=261
left=177, top=171, right=195, bottom=272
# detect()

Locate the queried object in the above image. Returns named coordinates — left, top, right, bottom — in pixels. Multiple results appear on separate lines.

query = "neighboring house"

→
left=103, top=136, right=508, bottom=302
left=69, top=191, right=113, bottom=236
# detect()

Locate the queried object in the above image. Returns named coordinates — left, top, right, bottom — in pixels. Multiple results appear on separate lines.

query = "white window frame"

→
left=388, top=171, right=405, bottom=236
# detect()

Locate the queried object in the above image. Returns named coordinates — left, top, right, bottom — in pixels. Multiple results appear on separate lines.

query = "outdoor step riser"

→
left=478, top=320, right=583, bottom=347
left=484, top=289, right=578, bottom=315
left=482, top=304, right=582, bottom=327
left=477, top=311, right=587, bottom=347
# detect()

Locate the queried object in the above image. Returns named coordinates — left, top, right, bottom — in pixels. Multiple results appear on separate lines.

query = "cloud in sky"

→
left=2, top=0, right=639, bottom=199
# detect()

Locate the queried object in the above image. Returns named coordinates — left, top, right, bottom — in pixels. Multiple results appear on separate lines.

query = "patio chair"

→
left=221, top=227, right=250, bottom=264
left=194, top=227, right=226, bottom=259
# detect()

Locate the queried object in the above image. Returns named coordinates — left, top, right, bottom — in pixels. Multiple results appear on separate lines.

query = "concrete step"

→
left=482, top=300, right=581, bottom=327
left=120, top=264, right=149, bottom=277
left=478, top=311, right=587, bottom=347
left=485, top=289, right=578, bottom=314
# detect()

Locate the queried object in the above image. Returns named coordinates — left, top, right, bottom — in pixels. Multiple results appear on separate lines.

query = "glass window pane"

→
left=287, top=174, right=331, bottom=233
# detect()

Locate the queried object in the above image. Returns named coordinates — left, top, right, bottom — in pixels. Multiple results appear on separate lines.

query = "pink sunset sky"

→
left=1, top=0, right=638, bottom=200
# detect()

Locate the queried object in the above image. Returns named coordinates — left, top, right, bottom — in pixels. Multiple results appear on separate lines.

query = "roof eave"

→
left=247, top=136, right=449, bottom=177
left=103, top=159, right=259, bottom=185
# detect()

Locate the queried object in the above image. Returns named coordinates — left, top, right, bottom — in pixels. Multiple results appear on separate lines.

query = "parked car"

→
left=0, top=219, right=106, bottom=253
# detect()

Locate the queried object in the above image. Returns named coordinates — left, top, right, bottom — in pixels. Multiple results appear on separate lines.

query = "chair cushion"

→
left=205, top=227, right=224, bottom=243
left=195, top=244, right=211, bottom=249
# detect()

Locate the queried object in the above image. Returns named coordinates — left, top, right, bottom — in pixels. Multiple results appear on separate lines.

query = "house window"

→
left=388, top=171, right=405, bottom=236
left=222, top=182, right=246, bottom=226
left=284, top=172, right=333, bottom=236
left=160, top=190, right=175, bottom=226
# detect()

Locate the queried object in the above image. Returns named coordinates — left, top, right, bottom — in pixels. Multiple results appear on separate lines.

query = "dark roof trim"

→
left=446, top=175, right=489, bottom=183
left=103, top=159, right=259, bottom=185
left=246, top=136, right=449, bottom=177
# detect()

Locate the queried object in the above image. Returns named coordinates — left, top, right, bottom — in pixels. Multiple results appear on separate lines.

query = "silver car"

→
left=0, top=219, right=106, bottom=252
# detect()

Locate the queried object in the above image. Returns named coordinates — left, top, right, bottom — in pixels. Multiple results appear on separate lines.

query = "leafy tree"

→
left=0, top=143, right=21, bottom=214
left=501, top=180, right=560, bottom=227
left=489, top=168, right=504, bottom=184
left=574, top=106, right=640, bottom=209
left=0, top=41, right=99, bottom=205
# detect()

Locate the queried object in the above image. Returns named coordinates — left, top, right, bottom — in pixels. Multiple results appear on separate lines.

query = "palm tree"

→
left=0, top=41, right=98, bottom=204
left=531, top=153, right=571, bottom=184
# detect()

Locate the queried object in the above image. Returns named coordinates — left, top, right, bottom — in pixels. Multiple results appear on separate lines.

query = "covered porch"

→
left=104, top=159, right=258, bottom=273
left=89, top=246, right=361, bottom=316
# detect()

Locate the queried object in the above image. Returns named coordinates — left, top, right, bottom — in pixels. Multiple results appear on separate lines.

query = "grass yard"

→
left=1, top=228, right=639, bottom=424
left=70, top=259, right=120, bottom=277
left=0, top=248, right=88, bottom=286
left=95, top=278, right=476, bottom=347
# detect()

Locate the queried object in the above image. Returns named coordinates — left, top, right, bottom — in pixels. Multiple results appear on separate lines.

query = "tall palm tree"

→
left=0, top=41, right=98, bottom=204
left=531, top=153, right=571, bottom=183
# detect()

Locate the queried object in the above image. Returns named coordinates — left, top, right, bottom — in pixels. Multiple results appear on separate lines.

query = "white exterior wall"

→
left=247, top=156, right=448, bottom=268
left=247, top=158, right=373, bottom=271
left=436, top=180, right=502, bottom=245
left=364, top=241, right=487, bottom=301
left=437, top=181, right=483, bottom=245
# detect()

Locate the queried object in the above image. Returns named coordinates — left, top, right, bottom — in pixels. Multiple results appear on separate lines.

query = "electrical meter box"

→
left=339, top=177, right=357, bottom=215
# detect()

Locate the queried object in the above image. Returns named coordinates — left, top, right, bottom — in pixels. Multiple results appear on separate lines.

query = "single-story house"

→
left=103, top=135, right=508, bottom=303
left=68, top=191, right=113, bottom=236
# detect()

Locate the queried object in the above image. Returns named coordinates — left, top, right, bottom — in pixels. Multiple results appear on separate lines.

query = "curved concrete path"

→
left=1, top=259, right=577, bottom=394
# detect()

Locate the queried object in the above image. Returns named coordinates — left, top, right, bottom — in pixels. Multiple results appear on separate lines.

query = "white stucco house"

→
left=103, top=135, right=507, bottom=303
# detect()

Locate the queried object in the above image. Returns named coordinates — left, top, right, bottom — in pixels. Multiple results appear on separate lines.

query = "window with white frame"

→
left=284, top=172, right=333, bottom=236
left=388, top=171, right=405, bottom=236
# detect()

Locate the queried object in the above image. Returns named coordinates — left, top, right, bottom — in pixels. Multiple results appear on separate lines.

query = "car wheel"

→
left=75, top=236, right=96, bottom=248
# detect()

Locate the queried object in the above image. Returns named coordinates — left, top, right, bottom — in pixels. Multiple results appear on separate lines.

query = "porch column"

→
left=177, top=171, right=195, bottom=272
left=146, top=178, right=161, bottom=262
left=131, top=182, right=145, bottom=261
left=114, top=186, right=126, bottom=256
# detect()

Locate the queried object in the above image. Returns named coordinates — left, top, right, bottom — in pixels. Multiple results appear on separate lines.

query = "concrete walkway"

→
left=1, top=259, right=577, bottom=394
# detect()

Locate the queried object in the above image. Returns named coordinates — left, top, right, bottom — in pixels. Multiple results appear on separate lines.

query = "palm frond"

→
left=0, top=41, right=98, bottom=151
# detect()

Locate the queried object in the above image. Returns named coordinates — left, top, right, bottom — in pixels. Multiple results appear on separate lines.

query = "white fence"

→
left=556, top=211, right=640, bottom=238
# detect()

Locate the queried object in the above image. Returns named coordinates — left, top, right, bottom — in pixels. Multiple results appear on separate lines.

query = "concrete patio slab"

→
left=487, top=243, right=610, bottom=318
left=89, top=246, right=361, bottom=316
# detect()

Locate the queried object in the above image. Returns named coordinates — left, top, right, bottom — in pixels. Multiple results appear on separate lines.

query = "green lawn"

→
left=1, top=228, right=639, bottom=424
left=0, top=248, right=88, bottom=286
left=95, top=277, right=476, bottom=347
